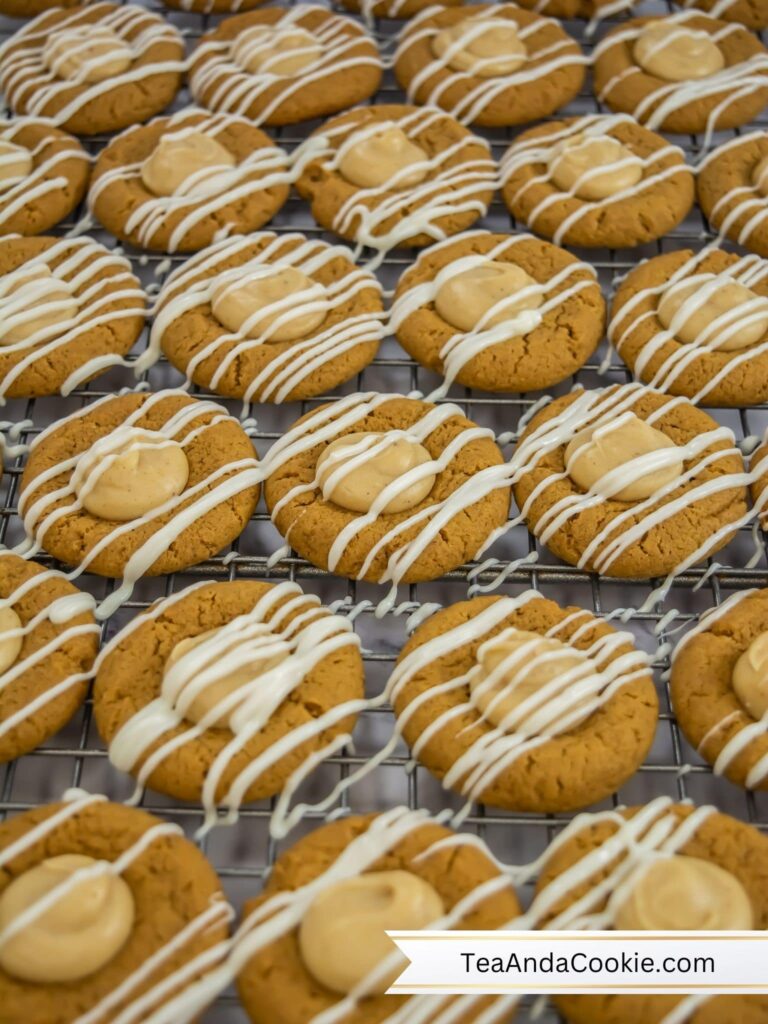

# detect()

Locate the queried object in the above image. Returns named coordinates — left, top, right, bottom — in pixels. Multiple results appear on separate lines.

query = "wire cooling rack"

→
left=1, top=1, right=768, bottom=1021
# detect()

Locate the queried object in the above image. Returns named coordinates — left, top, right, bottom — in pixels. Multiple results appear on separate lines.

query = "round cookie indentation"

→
left=698, top=131, right=768, bottom=261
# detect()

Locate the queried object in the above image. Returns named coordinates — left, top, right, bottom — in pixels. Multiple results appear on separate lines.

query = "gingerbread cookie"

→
left=0, top=119, right=89, bottom=236
left=672, top=0, right=768, bottom=29
left=236, top=810, right=522, bottom=1024
left=0, top=3, right=185, bottom=137
left=593, top=13, right=768, bottom=137
left=513, top=0, right=636, bottom=19
left=0, top=553, right=98, bottom=764
left=751, top=441, right=768, bottom=527
left=165, top=0, right=266, bottom=11
left=262, top=393, right=510, bottom=586
left=17, top=389, right=260, bottom=586
left=294, top=104, right=496, bottom=261
left=394, top=4, right=586, bottom=128
left=0, top=793, right=230, bottom=1024
left=189, top=6, right=382, bottom=128
left=501, top=114, right=694, bottom=250
left=532, top=799, right=768, bottom=1024
left=341, top=0, right=465, bottom=19
left=698, top=131, right=768, bottom=259
left=153, top=231, right=383, bottom=404
left=391, top=230, right=605, bottom=395
left=0, top=0, right=81, bottom=15
left=0, top=235, right=146, bottom=400
left=511, top=383, right=749, bottom=580
left=610, top=247, right=768, bottom=407
left=88, top=110, right=291, bottom=254
left=391, top=593, right=657, bottom=814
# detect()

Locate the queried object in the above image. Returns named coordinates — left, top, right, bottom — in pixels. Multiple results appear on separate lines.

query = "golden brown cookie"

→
left=673, top=0, right=768, bottom=28
left=391, top=593, right=657, bottom=813
left=511, top=383, right=749, bottom=580
left=610, top=247, right=768, bottom=407
left=391, top=230, right=605, bottom=394
left=501, top=114, right=694, bottom=250
left=340, top=0, right=465, bottom=18
left=751, top=441, right=768, bottom=527
left=0, top=3, right=185, bottom=137
left=164, top=0, right=266, bottom=11
left=0, top=119, right=89, bottom=236
left=671, top=588, right=768, bottom=792
left=0, top=0, right=81, bottom=15
left=593, top=13, right=768, bottom=136
left=88, top=110, right=291, bottom=254
left=513, top=0, right=636, bottom=18
left=189, top=6, right=382, bottom=127
left=534, top=801, right=768, bottom=1024
left=153, top=231, right=383, bottom=404
left=295, top=104, right=496, bottom=257
left=698, top=131, right=768, bottom=259
left=0, top=796, right=230, bottom=1024
left=263, top=393, right=510, bottom=585
left=93, top=579, right=364, bottom=811
left=18, top=389, right=261, bottom=581
left=0, top=553, right=97, bottom=764
left=237, top=811, right=522, bottom=1024
left=0, top=235, right=146, bottom=400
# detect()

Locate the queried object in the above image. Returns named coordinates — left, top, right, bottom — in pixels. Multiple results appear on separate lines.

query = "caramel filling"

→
left=72, top=428, right=189, bottom=522
left=471, top=628, right=594, bottom=731
left=140, top=130, right=237, bottom=198
left=0, top=140, right=32, bottom=190
left=549, top=132, right=643, bottom=201
left=299, top=870, right=444, bottom=995
left=434, top=260, right=542, bottom=333
left=752, top=154, right=768, bottom=198
left=338, top=126, right=429, bottom=190
left=231, top=25, right=322, bottom=76
left=615, top=855, right=754, bottom=931
left=431, top=18, right=527, bottom=78
left=164, top=626, right=287, bottom=727
left=316, top=431, right=436, bottom=514
left=565, top=412, right=684, bottom=501
left=732, top=630, right=768, bottom=720
left=0, top=604, right=23, bottom=676
left=0, top=264, right=78, bottom=346
left=658, top=275, right=768, bottom=352
left=43, top=26, right=133, bottom=84
left=211, top=266, right=328, bottom=342
left=633, top=23, right=725, bottom=82
left=0, top=854, right=135, bottom=983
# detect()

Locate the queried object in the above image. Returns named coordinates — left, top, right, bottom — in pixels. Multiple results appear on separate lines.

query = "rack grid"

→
left=1, top=1, right=768, bottom=1021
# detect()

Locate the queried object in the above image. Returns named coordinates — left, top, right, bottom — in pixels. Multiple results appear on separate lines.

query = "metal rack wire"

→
left=1, top=1, right=768, bottom=1021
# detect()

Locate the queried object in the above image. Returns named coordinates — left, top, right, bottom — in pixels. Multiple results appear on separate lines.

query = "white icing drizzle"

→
left=0, top=236, right=146, bottom=401
left=390, top=229, right=598, bottom=400
left=594, top=13, right=768, bottom=150
left=395, top=5, right=588, bottom=126
left=699, top=131, right=768, bottom=247
left=189, top=5, right=382, bottom=127
left=149, top=231, right=385, bottom=406
left=500, top=113, right=690, bottom=247
left=14, top=388, right=262, bottom=619
left=0, top=3, right=186, bottom=129
left=609, top=245, right=768, bottom=404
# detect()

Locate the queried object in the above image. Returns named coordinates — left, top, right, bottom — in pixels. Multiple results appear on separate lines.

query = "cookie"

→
left=0, top=552, right=98, bottom=764
left=394, top=4, right=586, bottom=128
left=154, top=232, right=383, bottom=404
left=0, top=0, right=81, bottom=15
left=391, top=592, right=657, bottom=814
left=0, top=3, right=185, bottom=137
left=262, top=393, right=510, bottom=586
left=93, top=579, right=364, bottom=817
left=165, top=0, right=266, bottom=11
left=501, top=114, right=694, bottom=250
left=0, top=235, right=146, bottom=400
left=18, top=389, right=261, bottom=584
left=391, top=230, right=605, bottom=395
left=697, top=131, right=768, bottom=260
left=513, top=0, right=636, bottom=19
left=593, top=13, right=768, bottom=137
left=236, top=810, right=522, bottom=1024
left=751, top=441, right=768, bottom=527
left=533, top=799, right=768, bottom=1024
left=671, top=588, right=768, bottom=792
left=0, top=119, right=89, bottom=236
left=294, top=104, right=496, bottom=260
left=511, top=383, right=750, bottom=580
left=609, top=247, right=768, bottom=407
left=0, top=793, right=230, bottom=1024
left=340, top=0, right=465, bottom=18
left=189, top=6, right=382, bottom=128
left=672, top=0, right=768, bottom=29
